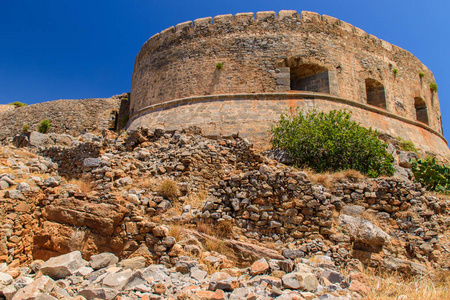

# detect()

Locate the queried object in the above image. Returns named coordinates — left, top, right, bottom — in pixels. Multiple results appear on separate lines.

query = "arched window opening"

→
left=290, top=64, right=330, bottom=93
left=414, top=97, right=429, bottom=125
left=365, top=78, right=386, bottom=109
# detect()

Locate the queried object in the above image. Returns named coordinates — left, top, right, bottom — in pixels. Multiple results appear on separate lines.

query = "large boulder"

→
left=89, top=253, right=119, bottom=270
left=42, top=198, right=127, bottom=235
left=12, top=276, right=55, bottom=300
left=339, top=214, right=390, bottom=250
left=40, top=251, right=88, bottom=279
left=29, top=132, right=55, bottom=148
left=281, top=272, right=319, bottom=292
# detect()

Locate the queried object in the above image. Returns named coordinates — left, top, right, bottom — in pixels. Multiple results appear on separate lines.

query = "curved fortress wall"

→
left=129, top=10, right=449, bottom=156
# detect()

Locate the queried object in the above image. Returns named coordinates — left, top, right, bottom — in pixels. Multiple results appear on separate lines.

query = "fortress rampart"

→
left=130, top=10, right=446, bottom=155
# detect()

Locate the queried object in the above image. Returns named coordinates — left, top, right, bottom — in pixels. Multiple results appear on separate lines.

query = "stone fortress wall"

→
left=129, top=10, right=449, bottom=156
left=0, top=97, right=127, bottom=141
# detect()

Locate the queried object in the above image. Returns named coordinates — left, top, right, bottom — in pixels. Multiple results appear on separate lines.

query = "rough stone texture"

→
left=39, top=251, right=88, bottom=279
left=339, top=214, right=391, bottom=248
left=129, top=95, right=449, bottom=157
left=89, top=253, right=119, bottom=270
left=129, top=10, right=448, bottom=156
left=0, top=97, right=123, bottom=141
left=11, top=275, right=55, bottom=300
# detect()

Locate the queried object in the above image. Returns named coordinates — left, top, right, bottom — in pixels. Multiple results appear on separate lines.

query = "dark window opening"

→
left=414, top=97, right=429, bottom=125
left=108, top=111, right=118, bottom=131
left=290, top=64, right=330, bottom=93
left=365, top=78, right=386, bottom=109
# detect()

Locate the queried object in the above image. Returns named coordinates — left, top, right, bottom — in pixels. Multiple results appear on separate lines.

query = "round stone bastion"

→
left=128, top=10, right=449, bottom=156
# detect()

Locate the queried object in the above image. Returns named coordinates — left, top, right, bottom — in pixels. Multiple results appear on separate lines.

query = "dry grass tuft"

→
left=158, top=179, right=179, bottom=200
left=68, top=178, right=93, bottom=194
left=309, top=169, right=365, bottom=189
left=360, top=269, right=450, bottom=300
left=195, top=220, right=234, bottom=239
left=139, top=177, right=159, bottom=190
left=168, top=224, right=184, bottom=241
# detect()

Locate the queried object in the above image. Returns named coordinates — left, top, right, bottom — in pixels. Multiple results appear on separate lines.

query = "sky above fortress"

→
left=1, top=0, right=449, bottom=144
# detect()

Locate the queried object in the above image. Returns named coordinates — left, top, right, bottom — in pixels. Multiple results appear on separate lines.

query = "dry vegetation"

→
left=158, top=178, right=179, bottom=200
left=360, top=269, right=450, bottom=300
left=68, top=178, right=93, bottom=194
left=309, top=169, right=364, bottom=189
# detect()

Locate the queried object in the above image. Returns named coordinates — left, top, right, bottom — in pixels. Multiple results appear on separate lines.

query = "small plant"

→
left=120, top=114, right=129, bottom=127
left=8, top=101, right=27, bottom=107
left=392, top=68, right=398, bottom=76
left=37, top=119, right=51, bottom=133
left=270, top=109, right=394, bottom=177
left=419, top=71, right=425, bottom=78
left=411, top=157, right=450, bottom=193
left=158, top=179, right=179, bottom=200
left=215, top=62, right=224, bottom=70
left=430, top=82, right=438, bottom=92
left=22, top=124, right=29, bottom=133
left=398, top=137, right=417, bottom=152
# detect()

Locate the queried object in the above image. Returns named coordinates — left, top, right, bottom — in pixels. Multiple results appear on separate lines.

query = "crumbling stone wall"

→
left=130, top=10, right=448, bottom=156
left=0, top=97, right=122, bottom=141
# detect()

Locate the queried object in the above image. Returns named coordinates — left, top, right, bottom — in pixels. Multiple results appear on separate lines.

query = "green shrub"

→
left=398, top=137, right=417, bottom=152
left=38, top=119, right=51, bottom=133
left=411, top=157, right=450, bottom=193
left=430, top=82, right=438, bottom=92
left=22, top=124, right=29, bottom=133
left=8, top=101, right=27, bottom=107
left=393, top=69, right=398, bottom=76
left=419, top=72, right=425, bottom=78
left=270, top=109, right=394, bottom=177
left=215, top=62, right=224, bottom=70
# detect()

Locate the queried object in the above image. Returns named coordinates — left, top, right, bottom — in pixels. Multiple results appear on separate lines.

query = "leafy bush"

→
left=392, top=69, right=398, bottom=76
left=419, top=71, right=425, bottom=78
left=430, top=82, right=438, bottom=92
left=270, top=109, right=394, bottom=177
left=38, top=119, right=51, bottom=133
left=411, top=157, right=450, bottom=193
left=8, top=101, right=27, bottom=107
left=22, top=124, right=29, bottom=133
left=398, top=137, right=417, bottom=152
left=215, top=62, right=224, bottom=70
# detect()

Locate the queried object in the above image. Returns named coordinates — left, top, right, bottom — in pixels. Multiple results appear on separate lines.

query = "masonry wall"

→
left=128, top=94, right=450, bottom=157
left=0, top=98, right=122, bottom=140
left=131, top=10, right=443, bottom=135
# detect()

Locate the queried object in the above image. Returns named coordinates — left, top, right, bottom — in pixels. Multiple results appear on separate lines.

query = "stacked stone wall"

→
left=0, top=98, right=121, bottom=141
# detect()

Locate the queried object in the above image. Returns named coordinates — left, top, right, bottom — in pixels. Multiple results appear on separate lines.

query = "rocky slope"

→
left=0, top=127, right=449, bottom=299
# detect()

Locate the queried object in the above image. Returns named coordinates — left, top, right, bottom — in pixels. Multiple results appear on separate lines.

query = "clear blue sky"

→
left=1, top=1, right=448, bottom=140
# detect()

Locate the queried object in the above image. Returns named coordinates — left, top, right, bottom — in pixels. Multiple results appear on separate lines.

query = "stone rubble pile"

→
left=0, top=250, right=368, bottom=300
left=0, top=127, right=449, bottom=300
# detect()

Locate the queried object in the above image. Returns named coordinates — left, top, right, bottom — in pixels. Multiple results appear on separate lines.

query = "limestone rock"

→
left=117, top=256, right=146, bottom=270
left=339, top=214, right=390, bottom=247
left=282, top=272, right=319, bottom=292
left=77, top=288, right=118, bottom=300
left=29, top=132, right=55, bottom=148
left=40, top=251, right=88, bottom=279
left=12, top=275, right=55, bottom=300
left=250, top=258, right=269, bottom=276
left=89, top=253, right=119, bottom=270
